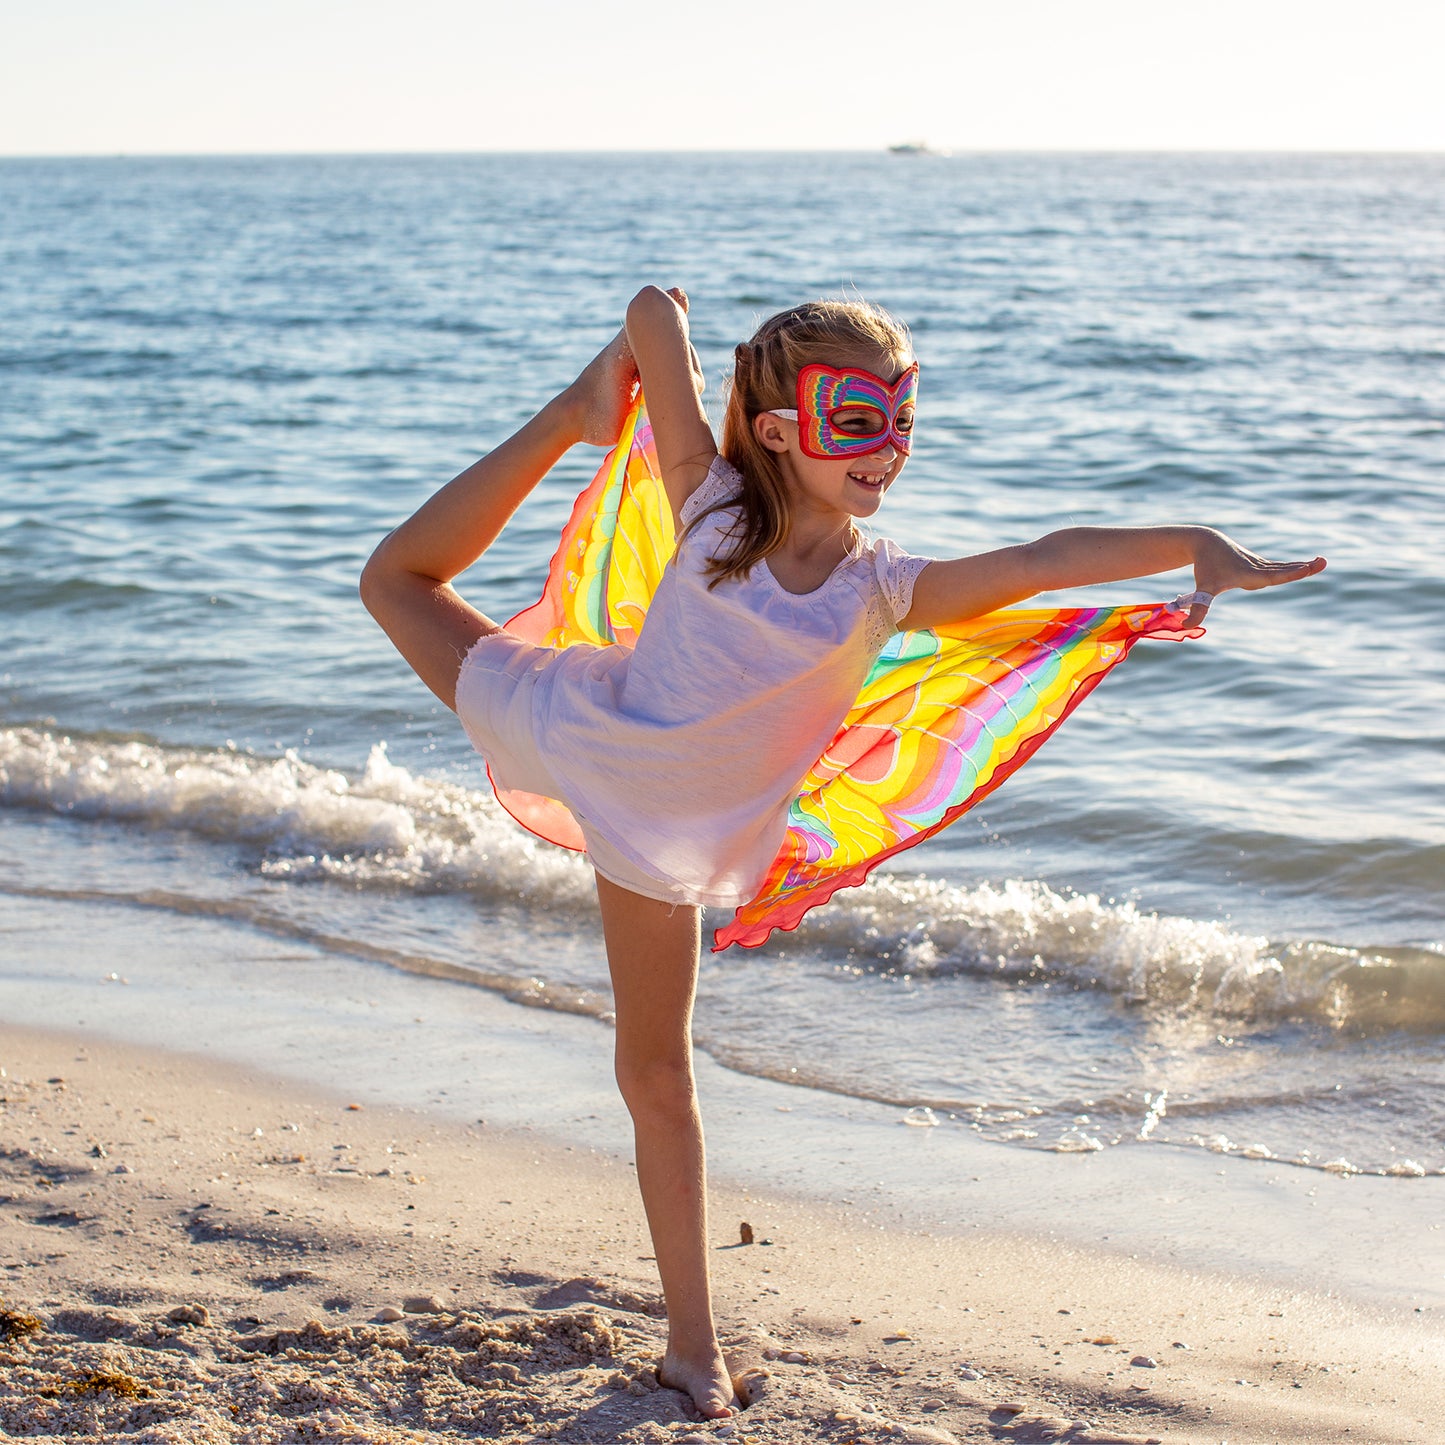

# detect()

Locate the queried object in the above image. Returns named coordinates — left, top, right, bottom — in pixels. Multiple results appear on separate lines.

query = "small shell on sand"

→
left=761, top=1344, right=807, bottom=1362
left=402, top=1294, right=448, bottom=1314
left=165, top=1305, right=210, bottom=1327
left=1130, top=1354, right=1158, bottom=1367
left=779, top=1349, right=808, bottom=1363
left=375, top=1306, right=405, bottom=1322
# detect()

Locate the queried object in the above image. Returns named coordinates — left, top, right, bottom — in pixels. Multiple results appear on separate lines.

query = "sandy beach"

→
left=5, top=1027, right=1442, bottom=1445
left=3, top=896, right=1443, bottom=1444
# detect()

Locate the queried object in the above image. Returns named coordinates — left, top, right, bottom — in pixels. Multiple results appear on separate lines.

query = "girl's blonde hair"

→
left=698, top=299, right=913, bottom=587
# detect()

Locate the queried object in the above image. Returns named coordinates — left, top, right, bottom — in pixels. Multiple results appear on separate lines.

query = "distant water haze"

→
left=2, top=153, right=1442, bottom=1180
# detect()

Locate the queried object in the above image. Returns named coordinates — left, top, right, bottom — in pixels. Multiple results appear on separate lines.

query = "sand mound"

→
left=0, top=1303, right=666, bottom=1443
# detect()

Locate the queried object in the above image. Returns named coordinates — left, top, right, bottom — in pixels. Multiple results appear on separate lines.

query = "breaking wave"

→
left=3, top=724, right=1440, bottom=1036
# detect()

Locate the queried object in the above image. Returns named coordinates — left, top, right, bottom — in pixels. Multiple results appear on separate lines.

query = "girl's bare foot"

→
left=559, top=328, right=640, bottom=447
left=658, top=1347, right=739, bottom=1419
left=560, top=287, right=699, bottom=447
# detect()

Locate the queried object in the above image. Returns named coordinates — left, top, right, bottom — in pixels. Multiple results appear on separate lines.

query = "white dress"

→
left=455, top=455, right=933, bottom=908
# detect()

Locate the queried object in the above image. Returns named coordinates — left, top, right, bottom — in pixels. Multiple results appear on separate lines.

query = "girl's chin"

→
left=845, top=482, right=887, bottom=512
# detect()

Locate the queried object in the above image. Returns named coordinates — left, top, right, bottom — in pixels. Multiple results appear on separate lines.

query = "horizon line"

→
left=3, top=145, right=1444, bottom=162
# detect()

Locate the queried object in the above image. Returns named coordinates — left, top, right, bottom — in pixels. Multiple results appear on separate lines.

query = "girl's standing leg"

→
left=593, top=873, right=738, bottom=1419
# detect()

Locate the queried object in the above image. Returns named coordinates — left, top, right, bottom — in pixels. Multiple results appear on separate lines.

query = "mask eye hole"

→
left=827, top=405, right=888, bottom=437
left=895, top=407, right=915, bottom=435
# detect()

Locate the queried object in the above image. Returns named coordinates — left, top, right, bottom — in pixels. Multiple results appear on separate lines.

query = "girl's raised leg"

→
left=360, top=328, right=639, bottom=709
left=593, top=873, right=738, bottom=1419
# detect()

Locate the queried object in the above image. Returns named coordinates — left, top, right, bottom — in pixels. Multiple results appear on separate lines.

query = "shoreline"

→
left=3, top=1024, right=1441, bottom=1444
left=2, top=890, right=1442, bottom=1310
left=2, top=892, right=1444, bottom=1441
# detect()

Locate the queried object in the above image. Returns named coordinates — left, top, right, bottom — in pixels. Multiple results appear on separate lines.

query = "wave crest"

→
left=3, top=724, right=1440, bottom=1033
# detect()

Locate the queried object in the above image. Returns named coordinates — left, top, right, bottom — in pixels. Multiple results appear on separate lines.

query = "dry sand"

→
left=2, top=1027, right=1440, bottom=1444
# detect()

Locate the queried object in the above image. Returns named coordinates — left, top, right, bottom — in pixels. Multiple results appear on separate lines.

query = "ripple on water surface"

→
left=2, top=152, right=1442, bottom=1181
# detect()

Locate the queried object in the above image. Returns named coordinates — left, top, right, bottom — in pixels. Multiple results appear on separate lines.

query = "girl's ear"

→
left=752, top=411, right=792, bottom=455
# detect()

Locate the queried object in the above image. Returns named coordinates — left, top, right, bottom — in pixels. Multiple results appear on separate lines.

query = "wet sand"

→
left=2, top=1022, right=1441, bottom=1444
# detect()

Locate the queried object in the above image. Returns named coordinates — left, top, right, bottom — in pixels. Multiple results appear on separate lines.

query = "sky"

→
left=2, top=0, right=1442, bottom=155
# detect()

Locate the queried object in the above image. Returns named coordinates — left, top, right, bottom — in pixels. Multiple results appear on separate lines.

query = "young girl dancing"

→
left=361, top=286, right=1325, bottom=1418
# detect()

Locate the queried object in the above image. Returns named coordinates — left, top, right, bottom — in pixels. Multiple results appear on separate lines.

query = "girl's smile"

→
left=844, top=460, right=893, bottom=493
left=777, top=437, right=906, bottom=531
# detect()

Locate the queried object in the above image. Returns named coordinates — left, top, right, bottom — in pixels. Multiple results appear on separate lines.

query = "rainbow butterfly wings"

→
left=714, top=603, right=1185, bottom=948
left=500, top=397, right=1198, bottom=950
left=507, top=402, right=674, bottom=652
left=489, top=403, right=674, bottom=852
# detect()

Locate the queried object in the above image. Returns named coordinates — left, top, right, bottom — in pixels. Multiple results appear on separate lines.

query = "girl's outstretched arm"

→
left=360, top=330, right=638, bottom=707
left=624, top=286, right=718, bottom=521
left=901, top=525, right=1326, bottom=632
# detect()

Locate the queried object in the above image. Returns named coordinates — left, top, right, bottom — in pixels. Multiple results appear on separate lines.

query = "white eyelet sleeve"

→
left=873, top=537, right=935, bottom=627
left=680, top=454, right=744, bottom=527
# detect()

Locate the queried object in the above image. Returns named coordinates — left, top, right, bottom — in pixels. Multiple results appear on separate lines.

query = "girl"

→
left=361, top=286, right=1325, bottom=1419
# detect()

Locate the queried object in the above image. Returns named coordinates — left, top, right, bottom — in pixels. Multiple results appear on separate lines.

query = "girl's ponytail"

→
left=709, top=340, right=790, bottom=586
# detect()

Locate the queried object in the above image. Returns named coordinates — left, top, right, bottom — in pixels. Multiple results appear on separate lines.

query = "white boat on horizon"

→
left=888, top=140, right=950, bottom=157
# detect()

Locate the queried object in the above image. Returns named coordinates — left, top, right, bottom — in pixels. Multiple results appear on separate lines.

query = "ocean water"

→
left=2, top=152, right=1442, bottom=1179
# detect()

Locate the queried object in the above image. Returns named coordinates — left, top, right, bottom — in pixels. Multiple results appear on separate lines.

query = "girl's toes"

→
left=659, top=1355, right=740, bottom=1418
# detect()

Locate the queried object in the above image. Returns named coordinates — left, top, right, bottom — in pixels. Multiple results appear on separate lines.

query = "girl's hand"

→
left=558, top=327, right=641, bottom=447
left=1186, top=531, right=1327, bottom=627
left=631, top=285, right=707, bottom=396
left=662, top=287, right=708, bottom=399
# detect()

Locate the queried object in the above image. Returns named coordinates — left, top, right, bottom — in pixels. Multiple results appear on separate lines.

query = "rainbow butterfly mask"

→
left=771, top=362, right=919, bottom=459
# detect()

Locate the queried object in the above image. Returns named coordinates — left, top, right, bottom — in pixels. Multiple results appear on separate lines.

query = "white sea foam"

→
left=799, top=872, right=1445, bottom=1030
left=2, top=724, right=1440, bottom=1031
left=803, top=872, right=1277, bottom=1008
left=0, top=725, right=594, bottom=907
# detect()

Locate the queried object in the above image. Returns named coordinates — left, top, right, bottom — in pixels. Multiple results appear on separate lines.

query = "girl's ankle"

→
left=663, top=1333, right=724, bottom=1364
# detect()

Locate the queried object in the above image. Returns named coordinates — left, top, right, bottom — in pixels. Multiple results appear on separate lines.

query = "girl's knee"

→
left=615, top=1054, right=696, bottom=1118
